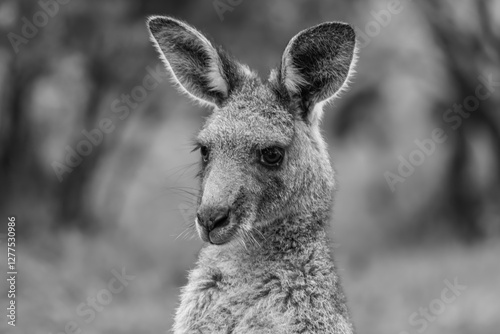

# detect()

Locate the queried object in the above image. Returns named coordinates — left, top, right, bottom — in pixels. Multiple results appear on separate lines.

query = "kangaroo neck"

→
left=258, top=213, right=329, bottom=253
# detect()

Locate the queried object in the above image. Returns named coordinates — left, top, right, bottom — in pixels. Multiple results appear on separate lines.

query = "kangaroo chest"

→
left=173, top=254, right=351, bottom=334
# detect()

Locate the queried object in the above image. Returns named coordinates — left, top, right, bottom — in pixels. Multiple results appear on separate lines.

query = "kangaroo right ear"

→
left=279, top=22, right=357, bottom=123
left=147, top=16, right=241, bottom=108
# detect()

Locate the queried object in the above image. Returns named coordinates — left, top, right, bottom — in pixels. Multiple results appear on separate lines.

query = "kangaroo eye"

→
left=200, top=145, right=210, bottom=162
left=260, top=147, right=284, bottom=167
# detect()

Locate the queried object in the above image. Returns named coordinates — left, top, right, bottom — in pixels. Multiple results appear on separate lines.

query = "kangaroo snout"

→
left=197, top=206, right=230, bottom=231
left=196, top=206, right=233, bottom=245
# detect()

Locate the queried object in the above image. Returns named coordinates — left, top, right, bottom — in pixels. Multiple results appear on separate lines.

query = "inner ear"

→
left=148, top=16, right=245, bottom=108
left=279, top=22, right=357, bottom=121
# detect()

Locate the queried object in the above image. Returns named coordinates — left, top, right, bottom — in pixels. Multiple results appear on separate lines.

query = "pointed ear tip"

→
left=325, top=21, right=354, bottom=28
left=146, top=16, right=183, bottom=34
left=146, top=16, right=165, bottom=34
left=327, top=21, right=356, bottom=37
left=302, top=21, right=356, bottom=43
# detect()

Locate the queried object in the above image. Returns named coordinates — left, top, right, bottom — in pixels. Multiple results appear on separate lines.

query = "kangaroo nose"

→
left=197, top=207, right=230, bottom=232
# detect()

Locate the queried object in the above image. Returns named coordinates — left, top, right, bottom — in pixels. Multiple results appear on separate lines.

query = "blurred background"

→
left=1, top=0, right=499, bottom=333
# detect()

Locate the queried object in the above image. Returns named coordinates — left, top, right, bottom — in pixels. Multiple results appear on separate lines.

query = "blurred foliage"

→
left=0, top=0, right=499, bottom=334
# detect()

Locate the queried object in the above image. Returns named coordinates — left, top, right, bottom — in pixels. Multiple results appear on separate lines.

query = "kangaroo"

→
left=148, top=16, right=358, bottom=334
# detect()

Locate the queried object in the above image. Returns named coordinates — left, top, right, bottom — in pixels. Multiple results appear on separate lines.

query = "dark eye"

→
left=200, top=145, right=210, bottom=162
left=259, top=147, right=284, bottom=167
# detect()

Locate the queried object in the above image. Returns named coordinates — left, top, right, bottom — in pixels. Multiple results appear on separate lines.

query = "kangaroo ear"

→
left=279, top=22, right=357, bottom=122
left=147, top=16, right=241, bottom=108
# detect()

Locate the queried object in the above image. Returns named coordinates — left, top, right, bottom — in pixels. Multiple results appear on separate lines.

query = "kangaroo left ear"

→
left=279, top=22, right=357, bottom=122
left=147, top=16, right=243, bottom=108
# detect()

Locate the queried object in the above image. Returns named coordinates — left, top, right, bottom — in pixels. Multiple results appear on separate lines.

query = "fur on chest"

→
left=173, top=262, right=350, bottom=334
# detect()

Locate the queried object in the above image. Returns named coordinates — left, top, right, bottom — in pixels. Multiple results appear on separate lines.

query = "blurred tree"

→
left=0, top=0, right=162, bottom=232
left=418, top=0, right=500, bottom=241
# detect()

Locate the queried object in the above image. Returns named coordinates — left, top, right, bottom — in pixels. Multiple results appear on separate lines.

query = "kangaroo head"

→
left=148, top=17, right=357, bottom=246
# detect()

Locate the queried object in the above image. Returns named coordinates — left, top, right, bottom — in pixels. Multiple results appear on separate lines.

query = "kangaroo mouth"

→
left=198, top=218, right=239, bottom=245
left=209, top=222, right=239, bottom=245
